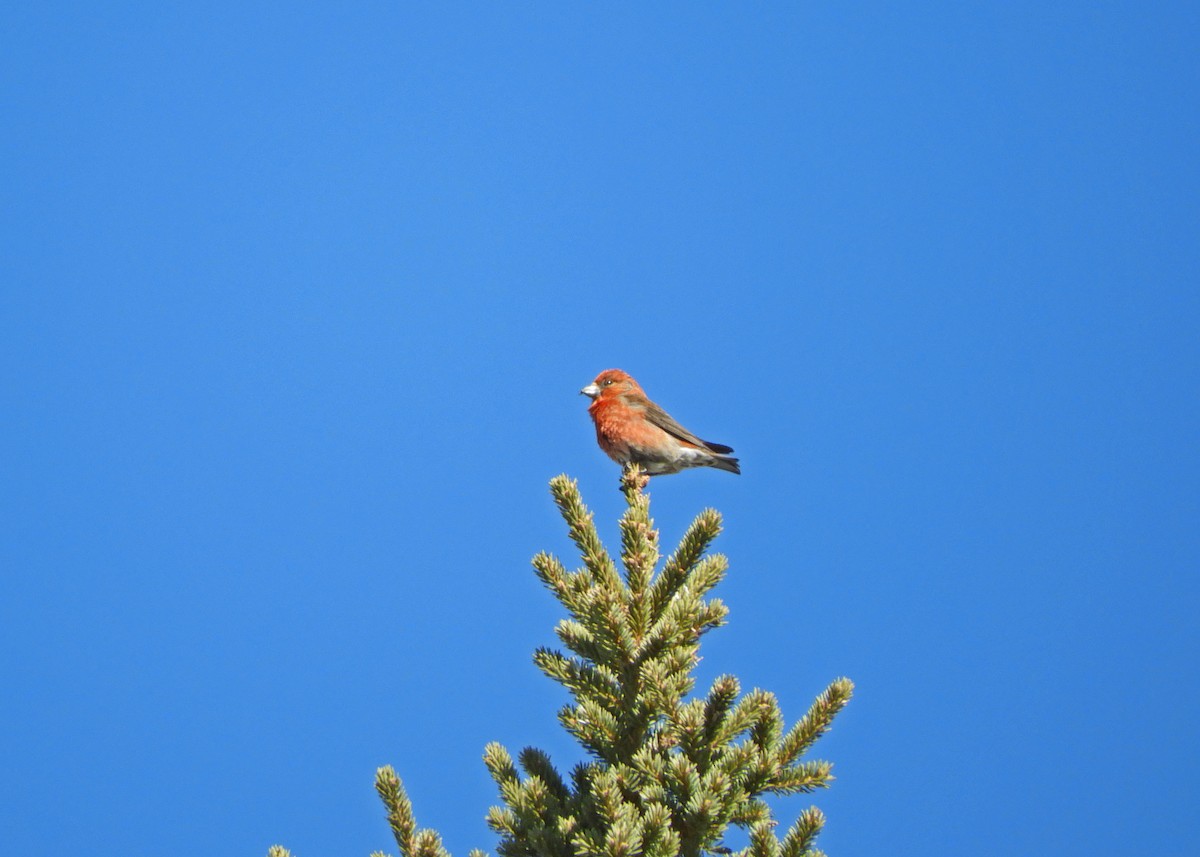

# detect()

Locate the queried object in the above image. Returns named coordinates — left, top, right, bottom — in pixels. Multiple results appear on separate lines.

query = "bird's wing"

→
left=638, top=397, right=734, bottom=454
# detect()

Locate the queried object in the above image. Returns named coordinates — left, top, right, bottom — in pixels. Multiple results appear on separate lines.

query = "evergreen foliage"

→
left=270, top=467, right=852, bottom=857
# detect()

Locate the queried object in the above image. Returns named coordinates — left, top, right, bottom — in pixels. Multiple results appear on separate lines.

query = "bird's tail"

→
left=709, top=454, right=740, bottom=475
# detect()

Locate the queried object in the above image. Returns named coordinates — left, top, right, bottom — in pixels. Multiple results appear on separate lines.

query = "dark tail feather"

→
left=709, top=455, right=740, bottom=475
left=703, top=440, right=734, bottom=454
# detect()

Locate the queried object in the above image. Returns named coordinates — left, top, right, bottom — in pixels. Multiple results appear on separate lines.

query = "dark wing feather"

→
left=638, top=397, right=734, bottom=453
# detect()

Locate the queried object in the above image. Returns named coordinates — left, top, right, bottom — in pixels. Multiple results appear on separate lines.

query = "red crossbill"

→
left=580, top=369, right=740, bottom=476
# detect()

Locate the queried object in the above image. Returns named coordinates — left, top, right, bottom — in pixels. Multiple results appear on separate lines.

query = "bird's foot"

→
left=620, top=464, right=651, bottom=497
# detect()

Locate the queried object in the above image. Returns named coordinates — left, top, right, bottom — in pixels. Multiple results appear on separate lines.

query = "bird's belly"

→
left=602, top=436, right=695, bottom=474
left=595, top=416, right=698, bottom=474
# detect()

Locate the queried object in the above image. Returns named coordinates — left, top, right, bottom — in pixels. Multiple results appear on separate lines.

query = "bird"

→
left=579, top=369, right=740, bottom=476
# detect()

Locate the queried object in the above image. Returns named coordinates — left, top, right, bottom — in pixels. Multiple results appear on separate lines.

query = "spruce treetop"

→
left=270, top=468, right=852, bottom=857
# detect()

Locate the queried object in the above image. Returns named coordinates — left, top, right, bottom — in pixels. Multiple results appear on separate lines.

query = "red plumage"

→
left=580, top=369, right=740, bottom=476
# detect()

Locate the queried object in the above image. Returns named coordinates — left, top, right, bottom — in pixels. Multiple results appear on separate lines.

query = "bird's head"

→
left=580, top=368, right=643, bottom=401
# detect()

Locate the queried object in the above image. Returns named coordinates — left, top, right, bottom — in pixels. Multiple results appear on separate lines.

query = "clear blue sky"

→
left=3, top=3, right=1197, bottom=855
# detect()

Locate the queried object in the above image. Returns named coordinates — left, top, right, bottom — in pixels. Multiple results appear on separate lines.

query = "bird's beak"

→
left=580, top=384, right=600, bottom=399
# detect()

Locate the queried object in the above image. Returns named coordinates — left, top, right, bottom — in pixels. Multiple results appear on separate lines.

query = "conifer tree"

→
left=269, top=468, right=852, bottom=857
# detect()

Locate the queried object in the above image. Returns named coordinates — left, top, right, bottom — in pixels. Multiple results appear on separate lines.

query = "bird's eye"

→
left=601, top=379, right=612, bottom=387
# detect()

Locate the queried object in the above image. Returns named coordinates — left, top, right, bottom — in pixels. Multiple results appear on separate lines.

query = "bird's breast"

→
left=591, top=399, right=673, bottom=450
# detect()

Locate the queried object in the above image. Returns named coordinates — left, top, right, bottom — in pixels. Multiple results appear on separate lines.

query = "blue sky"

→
left=3, top=3, right=1197, bottom=855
